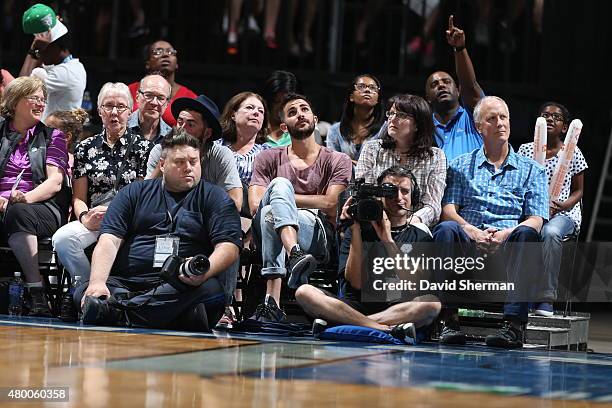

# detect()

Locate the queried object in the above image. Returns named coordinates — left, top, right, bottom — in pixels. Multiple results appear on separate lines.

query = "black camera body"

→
left=348, top=178, right=398, bottom=222
left=160, top=254, right=210, bottom=292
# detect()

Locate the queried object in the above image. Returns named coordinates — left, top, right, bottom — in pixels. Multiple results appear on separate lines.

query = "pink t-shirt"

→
left=250, top=146, right=352, bottom=196
left=0, top=124, right=68, bottom=198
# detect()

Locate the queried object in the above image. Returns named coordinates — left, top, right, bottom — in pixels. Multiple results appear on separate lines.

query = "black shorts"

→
left=0, top=202, right=60, bottom=243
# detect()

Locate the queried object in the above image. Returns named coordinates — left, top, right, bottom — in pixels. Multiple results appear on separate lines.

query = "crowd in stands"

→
left=0, top=4, right=588, bottom=350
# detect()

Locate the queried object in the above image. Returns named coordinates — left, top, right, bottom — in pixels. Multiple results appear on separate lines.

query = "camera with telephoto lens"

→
left=347, top=178, right=398, bottom=222
left=160, top=254, right=210, bottom=292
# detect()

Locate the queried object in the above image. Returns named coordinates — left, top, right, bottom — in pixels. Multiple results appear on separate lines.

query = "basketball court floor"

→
left=1, top=316, right=612, bottom=407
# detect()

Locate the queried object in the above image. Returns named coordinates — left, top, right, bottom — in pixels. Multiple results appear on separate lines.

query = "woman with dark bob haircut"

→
left=355, top=94, right=446, bottom=229
left=326, top=74, right=384, bottom=163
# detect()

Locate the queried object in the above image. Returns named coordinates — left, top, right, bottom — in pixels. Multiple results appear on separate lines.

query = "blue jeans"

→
left=433, top=221, right=541, bottom=322
left=252, top=178, right=329, bottom=279
left=540, top=215, right=576, bottom=301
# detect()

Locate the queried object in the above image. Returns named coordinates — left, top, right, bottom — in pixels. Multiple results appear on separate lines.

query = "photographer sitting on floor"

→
left=295, top=165, right=441, bottom=342
left=75, top=129, right=242, bottom=331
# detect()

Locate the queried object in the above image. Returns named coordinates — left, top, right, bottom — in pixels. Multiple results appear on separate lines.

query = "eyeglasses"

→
left=26, top=96, right=47, bottom=105
left=100, top=104, right=129, bottom=114
left=151, top=48, right=178, bottom=58
left=385, top=110, right=412, bottom=121
left=138, top=90, right=169, bottom=104
left=540, top=112, right=566, bottom=122
left=354, top=83, right=380, bottom=93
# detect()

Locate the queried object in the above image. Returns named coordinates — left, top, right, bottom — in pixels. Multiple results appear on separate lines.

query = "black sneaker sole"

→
left=439, top=334, right=467, bottom=345
left=485, top=337, right=523, bottom=348
left=288, top=254, right=317, bottom=289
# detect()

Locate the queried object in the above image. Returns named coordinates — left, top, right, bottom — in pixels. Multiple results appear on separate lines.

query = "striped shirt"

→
left=1, top=123, right=68, bottom=199
left=443, top=146, right=549, bottom=229
left=217, top=140, right=270, bottom=185
left=355, top=139, right=447, bottom=228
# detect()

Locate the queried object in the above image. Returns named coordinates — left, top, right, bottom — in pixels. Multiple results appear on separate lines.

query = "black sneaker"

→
left=439, top=323, right=466, bottom=345
left=26, top=287, right=53, bottom=317
left=60, top=291, right=78, bottom=322
left=390, top=322, right=417, bottom=344
left=81, top=296, right=125, bottom=326
left=312, top=318, right=328, bottom=338
left=250, top=296, right=286, bottom=323
left=174, top=303, right=210, bottom=332
left=287, top=247, right=317, bottom=289
left=485, top=322, right=523, bottom=348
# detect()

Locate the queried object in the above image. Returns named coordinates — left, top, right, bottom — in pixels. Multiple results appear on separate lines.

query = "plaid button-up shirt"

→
left=355, top=139, right=447, bottom=228
left=443, top=146, right=548, bottom=229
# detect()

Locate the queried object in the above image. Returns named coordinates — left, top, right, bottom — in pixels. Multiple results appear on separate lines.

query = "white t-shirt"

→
left=517, top=142, right=588, bottom=229
left=31, top=58, right=87, bottom=120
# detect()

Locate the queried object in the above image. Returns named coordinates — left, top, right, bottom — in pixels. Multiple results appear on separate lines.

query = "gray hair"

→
left=96, top=82, right=133, bottom=110
left=473, top=96, right=509, bottom=124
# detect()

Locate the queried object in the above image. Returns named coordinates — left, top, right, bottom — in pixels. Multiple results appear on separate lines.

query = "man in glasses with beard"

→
left=248, top=94, right=352, bottom=322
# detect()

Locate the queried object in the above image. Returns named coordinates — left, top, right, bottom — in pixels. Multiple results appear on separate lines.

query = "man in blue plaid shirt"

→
left=433, top=96, right=548, bottom=349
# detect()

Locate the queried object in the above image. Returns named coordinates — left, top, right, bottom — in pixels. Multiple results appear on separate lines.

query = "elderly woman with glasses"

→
left=327, top=74, right=385, bottom=165
left=355, top=94, right=446, bottom=229
left=52, top=82, right=153, bottom=282
left=0, top=76, right=70, bottom=316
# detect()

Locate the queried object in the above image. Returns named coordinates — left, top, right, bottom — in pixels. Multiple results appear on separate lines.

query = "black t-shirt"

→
left=338, top=223, right=433, bottom=300
left=101, top=178, right=242, bottom=284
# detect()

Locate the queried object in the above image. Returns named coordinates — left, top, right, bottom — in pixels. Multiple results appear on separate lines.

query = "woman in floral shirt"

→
left=52, top=82, right=152, bottom=280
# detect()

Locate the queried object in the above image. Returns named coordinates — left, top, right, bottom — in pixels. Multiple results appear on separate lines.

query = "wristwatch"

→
left=28, top=48, right=41, bottom=59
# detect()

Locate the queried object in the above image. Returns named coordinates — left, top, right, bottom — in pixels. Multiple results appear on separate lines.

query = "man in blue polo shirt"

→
left=433, top=96, right=548, bottom=348
left=374, top=16, right=483, bottom=161
left=425, top=15, right=484, bottom=161
left=76, top=130, right=242, bottom=331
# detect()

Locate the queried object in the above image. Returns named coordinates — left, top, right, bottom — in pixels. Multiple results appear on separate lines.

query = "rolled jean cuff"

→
left=260, top=267, right=287, bottom=279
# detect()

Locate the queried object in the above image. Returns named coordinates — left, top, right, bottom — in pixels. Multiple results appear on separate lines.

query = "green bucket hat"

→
left=22, top=3, right=68, bottom=42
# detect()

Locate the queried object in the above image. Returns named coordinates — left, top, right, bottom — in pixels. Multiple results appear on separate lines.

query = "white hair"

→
left=97, top=82, right=133, bottom=110
left=473, top=96, right=510, bottom=124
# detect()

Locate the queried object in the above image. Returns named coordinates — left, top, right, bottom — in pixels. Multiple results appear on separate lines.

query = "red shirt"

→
left=128, top=82, right=198, bottom=127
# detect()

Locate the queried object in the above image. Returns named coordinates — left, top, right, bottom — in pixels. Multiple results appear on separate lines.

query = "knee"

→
left=295, top=284, right=318, bottom=305
left=541, top=223, right=563, bottom=241
left=52, top=226, right=80, bottom=252
left=512, top=225, right=540, bottom=242
left=3, top=203, right=29, bottom=229
left=433, top=221, right=460, bottom=240
left=269, top=177, right=293, bottom=190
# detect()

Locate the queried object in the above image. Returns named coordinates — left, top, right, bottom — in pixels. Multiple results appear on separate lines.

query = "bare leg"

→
left=295, top=284, right=391, bottom=331
left=8, top=232, right=42, bottom=284
left=129, top=0, right=145, bottom=26
left=368, top=295, right=441, bottom=327
left=355, top=0, right=386, bottom=44
left=266, top=278, right=283, bottom=304
left=228, top=0, right=243, bottom=42
left=278, top=225, right=298, bottom=253
left=264, top=0, right=282, bottom=42
left=302, top=0, right=318, bottom=52
left=287, top=0, right=299, bottom=53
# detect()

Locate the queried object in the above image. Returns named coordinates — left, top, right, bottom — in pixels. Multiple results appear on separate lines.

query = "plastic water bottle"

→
left=81, top=90, right=93, bottom=113
left=60, top=275, right=82, bottom=322
left=8, top=272, right=24, bottom=316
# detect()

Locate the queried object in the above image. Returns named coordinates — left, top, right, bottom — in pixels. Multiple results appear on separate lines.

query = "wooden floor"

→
left=1, top=318, right=612, bottom=408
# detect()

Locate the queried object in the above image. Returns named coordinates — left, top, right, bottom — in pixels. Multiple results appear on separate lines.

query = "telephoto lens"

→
left=179, top=255, right=210, bottom=278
